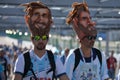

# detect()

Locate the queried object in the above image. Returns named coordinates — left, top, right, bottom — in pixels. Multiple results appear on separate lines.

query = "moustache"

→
left=28, top=19, right=47, bottom=30
left=35, top=22, right=47, bottom=29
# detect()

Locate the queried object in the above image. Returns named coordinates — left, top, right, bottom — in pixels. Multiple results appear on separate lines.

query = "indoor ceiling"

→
left=0, top=0, right=120, bottom=36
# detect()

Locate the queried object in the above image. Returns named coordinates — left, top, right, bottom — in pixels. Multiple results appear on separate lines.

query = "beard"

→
left=27, top=19, right=51, bottom=35
left=77, top=21, right=96, bottom=35
left=36, top=43, right=46, bottom=50
left=88, top=41, right=95, bottom=48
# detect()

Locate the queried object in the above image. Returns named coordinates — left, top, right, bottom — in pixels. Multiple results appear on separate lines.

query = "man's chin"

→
left=37, top=47, right=45, bottom=51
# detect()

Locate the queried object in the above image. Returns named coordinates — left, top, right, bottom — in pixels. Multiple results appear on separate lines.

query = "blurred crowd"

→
left=0, top=44, right=29, bottom=80
left=0, top=43, right=120, bottom=80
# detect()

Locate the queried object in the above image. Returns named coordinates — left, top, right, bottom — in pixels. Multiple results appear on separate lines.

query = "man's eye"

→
left=33, top=12, right=40, bottom=16
left=82, top=17, right=88, bottom=20
left=42, top=14, right=48, bottom=18
left=81, top=17, right=91, bottom=20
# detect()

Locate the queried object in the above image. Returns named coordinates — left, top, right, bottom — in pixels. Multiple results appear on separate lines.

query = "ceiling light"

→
left=100, top=0, right=109, bottom=2
left=24, top=32, right=28, bottom=36
left=118, top=11, right=120, bottom=14
left=19, top=32, right=22, bottom=36
left=50, top=7, right=62, bottom=10
left=98, top=37, right=103, bottom=41
left=2, top=5, right=8, bottom=8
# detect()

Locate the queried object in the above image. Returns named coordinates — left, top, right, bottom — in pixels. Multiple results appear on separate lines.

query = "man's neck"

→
left=34, top=48, right=46, bottom=58
left=81, top=47, right=91, bottom=57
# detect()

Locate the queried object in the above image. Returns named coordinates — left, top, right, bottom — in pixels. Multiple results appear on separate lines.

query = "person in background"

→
left=65, top=1, right=110, bottom=80
left=107, top=50, right=117, bottom=80
left=0, top=48, right=11, bottom=80
left=116, top=61, right=120, bottom=80
left=13, top=1, right=69, bottom=80
left=0, top=63, right=5, bottom=80
left=60, top=48, right=70, bottom=64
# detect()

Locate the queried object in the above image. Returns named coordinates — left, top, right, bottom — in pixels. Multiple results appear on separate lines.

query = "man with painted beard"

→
left=13, top=1, right=69, bottom=80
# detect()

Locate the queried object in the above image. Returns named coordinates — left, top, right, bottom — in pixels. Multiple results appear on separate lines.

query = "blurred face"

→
left=81, top=34, right=97, bottom=48
left=65, top=48, right=69, bottom=56
left=72, top=11, right=96, bottom=40
left=25, top=8, right=52, bottom=33
left=31, top=8, right=51, bottom=28
left=31, top=35, right=49, bottom=50
left=0, top=51, right=4, bottom=57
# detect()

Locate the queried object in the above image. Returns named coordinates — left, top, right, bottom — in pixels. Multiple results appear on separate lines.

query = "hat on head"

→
left=66, top=2, right=89, bottom=25
left=66, top=1, right=97, bottom=40
left=21, top=1, right=50, bottom=16
left=21, top=1, right=52, bottom=36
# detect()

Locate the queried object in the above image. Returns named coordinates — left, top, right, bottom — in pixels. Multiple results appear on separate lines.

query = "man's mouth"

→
left=35, top=23, right=46, bottom=29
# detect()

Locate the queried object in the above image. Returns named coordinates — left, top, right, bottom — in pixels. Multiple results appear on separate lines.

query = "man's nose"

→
left=37, top=16, right=41, bottom=20
left=88, top=20, right=96, bottom=27
left=87, top=17, right=92, bottom=23
left=36, top=15, right=44, bottom=21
